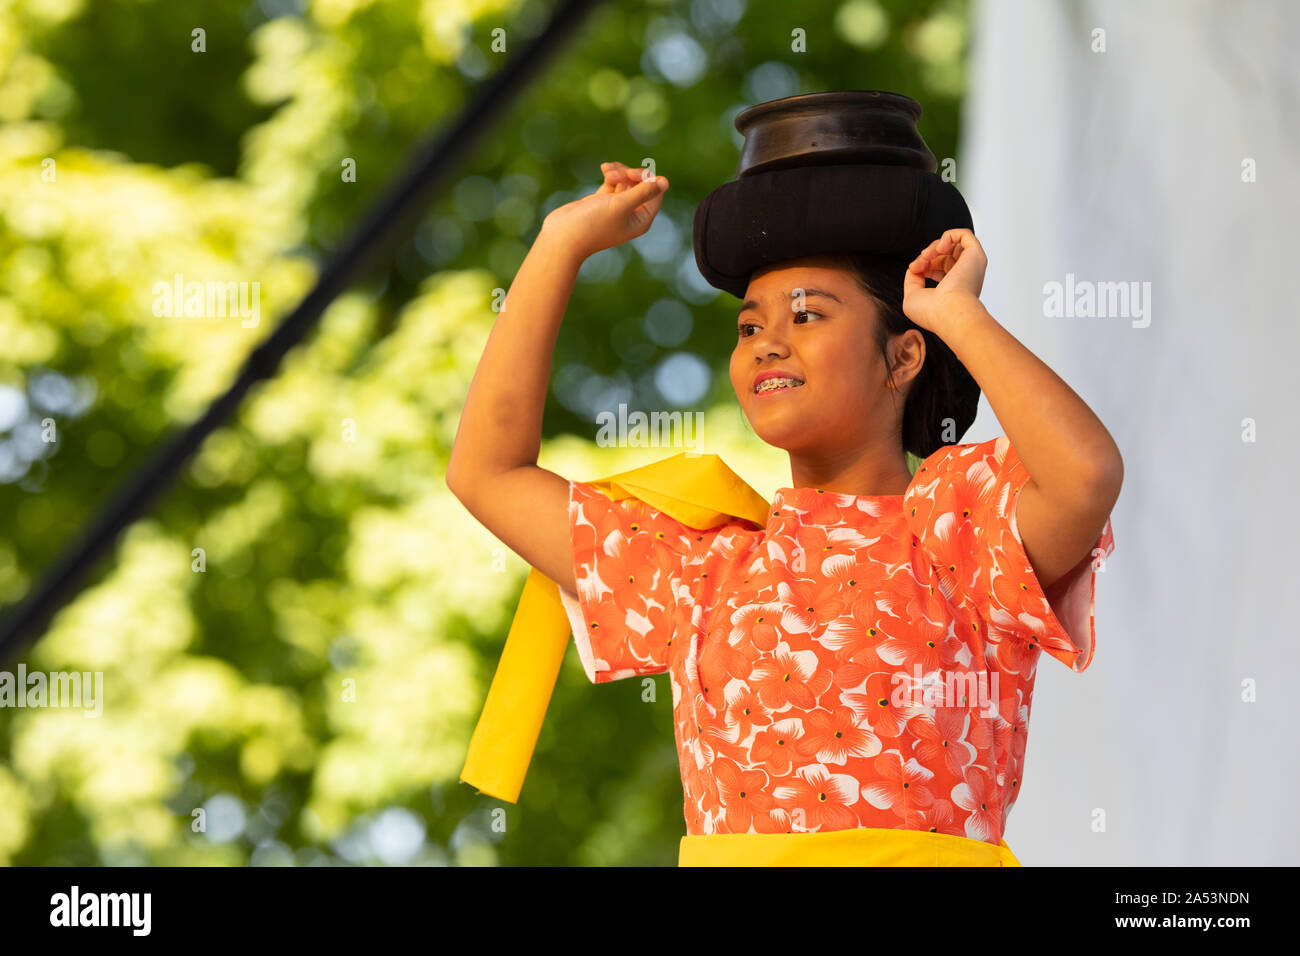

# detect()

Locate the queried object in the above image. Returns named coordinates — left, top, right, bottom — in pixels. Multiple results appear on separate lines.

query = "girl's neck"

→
left=788, top=444, right=913, bottom=497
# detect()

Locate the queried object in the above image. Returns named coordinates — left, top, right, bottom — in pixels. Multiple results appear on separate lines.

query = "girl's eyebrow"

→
left=737, top=288, right=843, bottom=315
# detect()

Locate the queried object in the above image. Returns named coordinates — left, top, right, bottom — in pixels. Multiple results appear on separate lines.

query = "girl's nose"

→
left=751, top=327, right=790, bottom=357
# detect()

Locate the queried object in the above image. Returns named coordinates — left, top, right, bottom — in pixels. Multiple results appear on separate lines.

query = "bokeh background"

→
left=0, top=0, right=968, bottom=867
left=2, top=0, right=1296, bottom=866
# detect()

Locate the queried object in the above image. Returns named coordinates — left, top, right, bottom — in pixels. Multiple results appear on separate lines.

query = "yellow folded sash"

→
left=458, top=452, right=771, bottom=803
left=680, top=827, right=1022, bottom=866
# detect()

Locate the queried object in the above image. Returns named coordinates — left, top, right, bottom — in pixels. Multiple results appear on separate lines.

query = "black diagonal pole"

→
left=0, top=0, right=602, bottom=664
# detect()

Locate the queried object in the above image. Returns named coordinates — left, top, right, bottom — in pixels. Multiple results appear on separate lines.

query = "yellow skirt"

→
left=679, top=827, right=1023, bottom=866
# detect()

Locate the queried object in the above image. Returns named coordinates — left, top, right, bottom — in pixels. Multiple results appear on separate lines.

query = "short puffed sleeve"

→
left=903, top=436, right=1116, bottom=673
left=559, top=479, right=734, bottom=683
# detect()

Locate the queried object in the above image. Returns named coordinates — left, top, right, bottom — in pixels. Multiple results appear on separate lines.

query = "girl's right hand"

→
left=541, top=161, right=670, bottom=261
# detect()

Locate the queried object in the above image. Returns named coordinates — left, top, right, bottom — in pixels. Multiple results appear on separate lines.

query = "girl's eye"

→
left=737, top=311, right=821, bottom=338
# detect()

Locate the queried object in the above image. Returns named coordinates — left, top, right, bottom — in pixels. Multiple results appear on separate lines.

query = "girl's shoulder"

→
left=906, top=435, right=1014, bottom=496
left=902, top=435, right=1025, bottom=566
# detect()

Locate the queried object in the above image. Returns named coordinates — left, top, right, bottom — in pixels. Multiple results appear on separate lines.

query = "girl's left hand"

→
left=902, top=228, right=987, bottom=336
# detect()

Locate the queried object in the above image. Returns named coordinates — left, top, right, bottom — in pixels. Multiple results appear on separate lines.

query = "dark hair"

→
left=821, top=250, right=976, bottom=463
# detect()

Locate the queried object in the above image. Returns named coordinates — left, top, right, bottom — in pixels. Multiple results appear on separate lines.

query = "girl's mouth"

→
left=754, top=377, right=805, bottom=397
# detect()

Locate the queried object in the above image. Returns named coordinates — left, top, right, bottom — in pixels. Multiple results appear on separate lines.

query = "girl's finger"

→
left=617, top=175, right=668, bottom=213
left=621, top=174, right=667, bottom=200
left=946, top=228, right=980, bottom=256
left=605, top=161, right=642, bottom=180
left=600, top=162, right=630, bottom=183
left=633, top=179, right=669, bottom=224
left=599, top=163, right=624, bottom=192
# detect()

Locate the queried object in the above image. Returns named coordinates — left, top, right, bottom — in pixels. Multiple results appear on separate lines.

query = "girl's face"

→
left=729, top=256, right=903, bottom=454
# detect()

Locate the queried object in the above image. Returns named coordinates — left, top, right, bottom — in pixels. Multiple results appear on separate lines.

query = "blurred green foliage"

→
left=0, top=0, right=967, bottom=865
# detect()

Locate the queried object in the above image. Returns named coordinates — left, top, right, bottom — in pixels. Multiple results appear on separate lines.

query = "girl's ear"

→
left=889, top=328, right=926, bottom=389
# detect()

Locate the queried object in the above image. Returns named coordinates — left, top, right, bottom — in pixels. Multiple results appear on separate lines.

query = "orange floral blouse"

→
left=556, top=436, right=1116, bottom=844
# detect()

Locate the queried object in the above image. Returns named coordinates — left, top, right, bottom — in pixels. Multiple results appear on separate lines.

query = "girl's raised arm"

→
left=445, top=162, right=669, bottom=594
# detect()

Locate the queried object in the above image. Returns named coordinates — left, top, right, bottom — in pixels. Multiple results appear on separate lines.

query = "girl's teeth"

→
left=757, top=379, right=803, bottom=393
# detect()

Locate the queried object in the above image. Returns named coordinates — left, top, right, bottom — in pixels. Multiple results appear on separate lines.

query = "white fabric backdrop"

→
left=960, top=0, right=1300, bottom=864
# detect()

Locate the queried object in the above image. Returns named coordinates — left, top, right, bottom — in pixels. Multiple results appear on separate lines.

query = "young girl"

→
left=448, top=153, right=1121, bottom=866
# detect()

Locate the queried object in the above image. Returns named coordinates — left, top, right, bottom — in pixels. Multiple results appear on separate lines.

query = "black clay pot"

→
left=733, top=90, right=937, bottom=177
